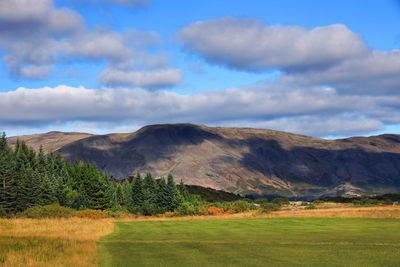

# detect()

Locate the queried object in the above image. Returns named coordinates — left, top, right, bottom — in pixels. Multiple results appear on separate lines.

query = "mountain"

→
left=8, top=123, right=400, bottom=199
left=8, top=131, right=93, bottom=152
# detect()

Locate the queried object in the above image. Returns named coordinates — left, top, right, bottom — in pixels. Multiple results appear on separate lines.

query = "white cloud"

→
left=1, top=83, right=397, bottom=137
left=178, top=17, right=400, bottom=95
left=283, top=50, right=400, bottom=95
left=0, top=0, right=178, bottom=89
left=177, top=17, right=367, bottom=72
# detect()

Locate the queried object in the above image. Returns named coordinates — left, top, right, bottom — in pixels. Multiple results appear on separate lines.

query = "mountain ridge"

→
left=8, top=123, right=400, bottom=199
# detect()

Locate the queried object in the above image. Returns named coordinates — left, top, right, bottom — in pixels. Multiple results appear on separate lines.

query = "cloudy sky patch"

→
left=1, top=0, right=399, bottom=138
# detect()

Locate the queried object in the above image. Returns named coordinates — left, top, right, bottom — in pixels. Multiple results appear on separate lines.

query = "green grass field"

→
left=97, top=218, right=400, bottom=266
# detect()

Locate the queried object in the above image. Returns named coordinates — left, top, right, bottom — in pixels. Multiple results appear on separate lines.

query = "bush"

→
left=231, top=200, right=252, bottom=213
left=207, top=206, right=224, bottom=215
left=255, top=198, right=269, bottom=205
left=164, top=211, right=180, bottom=217
left=140, top=201, right=159, bottom=216
left=198, top=206, right=209, bottom=216
left=76, top=209, right=107, bottom=219
left=259, top=203, right=280, bottom=214
left=271, top=198, right=290, bottom=206
left=305, top=204, right=317, bottom=210
left=105, top=210, right=130, bottom=218
left=353, top=198, right=380, bottom=207
left=0, top=206, right=7, bottom=218
left=19, top=204, right=76, bottom=218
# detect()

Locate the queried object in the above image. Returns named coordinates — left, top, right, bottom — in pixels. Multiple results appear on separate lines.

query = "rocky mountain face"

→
left=8, top=124, right=400, bottom=199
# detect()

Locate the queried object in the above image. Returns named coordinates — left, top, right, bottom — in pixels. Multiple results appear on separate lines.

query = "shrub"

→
left=140, top=201, right=159, bottom=216
left=255, top=198, right=269, bottom=205
left=198, top=206, right=209, bottom=216
left=104, top=210, right=130, bottom=218
left=271, top=198, right=290, bottom=206
left=259, top=203, right=280, bottom=214
left=76, top=209, right=107, bottom=219
left=305, top=204, right=317, bottom=210
left=164, top=211, right=180, bottom=217
left=231, top=200, right=253, bottom=213
left=0, top=207, right=7, bottom=218
left=207, top=206, right=224, bottom=215
left=19, top=204, right=76, bottom=218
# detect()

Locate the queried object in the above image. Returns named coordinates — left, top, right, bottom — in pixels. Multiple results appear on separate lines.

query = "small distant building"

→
left=393, top=201, right=398, bottom=206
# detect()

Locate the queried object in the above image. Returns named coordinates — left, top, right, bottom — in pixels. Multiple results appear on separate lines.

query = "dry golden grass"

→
left=264, top=205, right=400, bottom=219
left=0, top=218, right=114, bottom=267
left=118, top=206, right=400, bottom=222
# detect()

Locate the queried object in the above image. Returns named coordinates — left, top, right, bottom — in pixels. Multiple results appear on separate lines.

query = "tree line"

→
left=0, top=133, right=190, bottom=216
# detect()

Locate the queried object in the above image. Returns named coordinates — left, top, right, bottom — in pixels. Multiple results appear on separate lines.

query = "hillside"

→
left=8, top=131, right=93, bottom=152
left=9, top=123, right=400, bottom=198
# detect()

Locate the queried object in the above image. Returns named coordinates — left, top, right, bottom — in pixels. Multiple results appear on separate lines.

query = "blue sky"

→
left=1, top=0, right=400, bottom=138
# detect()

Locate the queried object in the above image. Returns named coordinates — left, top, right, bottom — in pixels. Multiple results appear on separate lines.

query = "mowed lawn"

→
left=98, top=218, right=400, bottom=267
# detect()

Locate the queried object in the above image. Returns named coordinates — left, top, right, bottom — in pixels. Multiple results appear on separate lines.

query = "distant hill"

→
left=9, top=123, right=400, bottom=199
left=8, top=131, right=92, bottom=152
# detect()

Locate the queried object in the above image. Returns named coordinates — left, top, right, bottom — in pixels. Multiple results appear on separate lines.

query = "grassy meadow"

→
left=1, top=206, right=400, bottom=266
left=98, top=217, right=400, bottom=267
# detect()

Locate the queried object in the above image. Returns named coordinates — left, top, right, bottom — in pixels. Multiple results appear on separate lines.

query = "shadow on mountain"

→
left=240, top=137, right=400, bottom=191
left=59, top=124, right=223, bottom=177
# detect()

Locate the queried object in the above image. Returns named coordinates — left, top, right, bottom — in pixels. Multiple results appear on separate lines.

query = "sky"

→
left=1, top=0, right=400, bottom=138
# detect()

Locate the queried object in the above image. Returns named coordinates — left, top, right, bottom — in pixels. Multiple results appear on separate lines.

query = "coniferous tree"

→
left=142, top=173, right=158, bottom=215
left=115, top=183, right=125, bottom=207
left=179, top=179, right=190, bottom=201
left=143, top=173, right=158, bottom=204
left=0, top=133, right=14, bottom=213
left=0, top=133, right=198, bottom=216
left=157, top=177, right=169, bottom=212
left=167, top=173, right=177, bottom=210
left=38, top=174, right=57, bottom=206
left=131, top=172, right=144, bottom=209
left=122, top=180, right=132, bottom=208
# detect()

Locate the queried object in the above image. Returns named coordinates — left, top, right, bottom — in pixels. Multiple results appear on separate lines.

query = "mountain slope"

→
left=8, top=131, right=93, bottom=152
left=10, top=124, right=400, bottom=198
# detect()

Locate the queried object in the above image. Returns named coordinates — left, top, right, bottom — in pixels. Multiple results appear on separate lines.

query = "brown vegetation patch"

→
left=0, top=218, right=114, bottom=266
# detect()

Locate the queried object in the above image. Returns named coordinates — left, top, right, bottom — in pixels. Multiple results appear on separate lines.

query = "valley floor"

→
left=1, top=206, right=400, bottom=266
left=98, top=218, right=400, bottom=267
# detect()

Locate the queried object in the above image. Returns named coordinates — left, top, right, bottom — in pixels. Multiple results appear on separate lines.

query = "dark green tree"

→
left=157, top=177, right=169, bottom=213
left=38, top=174, right=57, bottom=206
left=179, top=179, right=190, bottom=201
left=167, top=173, right=177, bottom=210
left=131, top=172, right=144, bottom=209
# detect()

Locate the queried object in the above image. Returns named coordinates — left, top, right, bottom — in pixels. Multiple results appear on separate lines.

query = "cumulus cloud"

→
left=282, top=50, right=400, bottom=95
left=1, top=83, right=398, bottom=137
left=177, top=17, right=367, bottom=72
left=0, top=0, right=181, bottom=88
left=177, top=17, right=400, bottom=95
left=99, top=68, right=183, bottom=88
left=0, top=0, right=82, bottom=78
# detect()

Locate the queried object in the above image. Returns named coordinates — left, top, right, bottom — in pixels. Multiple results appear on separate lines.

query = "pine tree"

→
left=115, top=183, right=125, bottom=207
left=0, top=133, right=14, bottom=213
left=38, top=174, right=57, bottom=206
left=143, top=173, right=158, bottom=204
left=172, top=191, right=185, bottom=210
left=179, top=179, right=190, bottom=201
left=157, top=177, right=169, bottom=213
left=122, top=180, right=133, bottom=207
left=167, top=173, right=177, bottom=210
left=131, top=172, right=144, bottom=209
left=37, top=146, right=48, bottom=176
